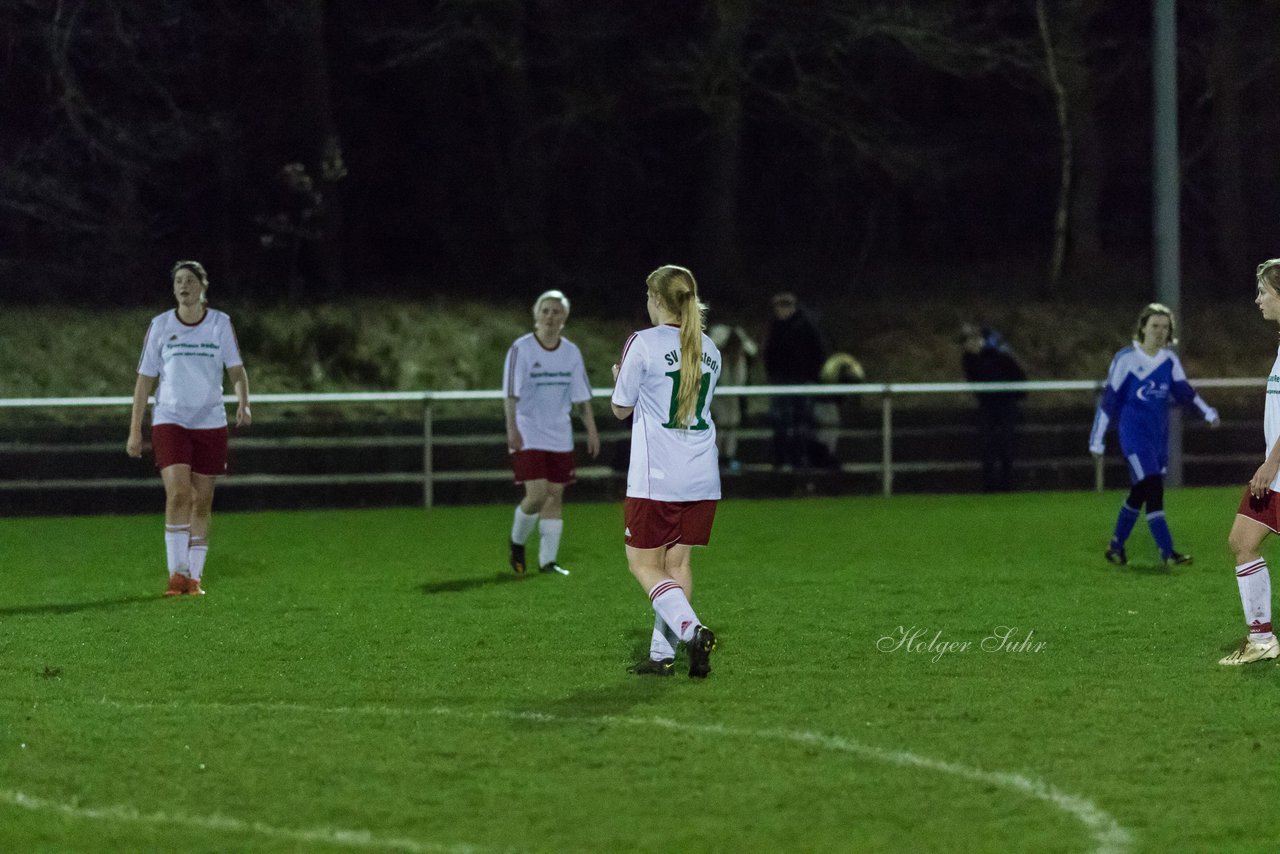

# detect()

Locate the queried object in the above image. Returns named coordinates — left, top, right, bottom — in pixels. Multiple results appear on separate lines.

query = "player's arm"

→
left=1088, top=387, right=1118, bottom=456
left=127, top=374, right=158, bottom=458
left=504, top=396, right=523, bottom=451
left=610, top=361, right=634, bottom=419
left=502, top=344, right=524, bottom=451
left=610, top=335, right=640, bottom=420
left=577, top=400, right=600, bottom=458
left=1188, top=393, right=1219, bottom=426
left=1088, top=356, right=1127, bottom=455
left=227, top=364, right=252, bottom=427
left=1170, top=372, right=1219, bottom=426
left=1169, top=355, right=1216, bottom=420
left=1250, top=441, right=1280, bottom=498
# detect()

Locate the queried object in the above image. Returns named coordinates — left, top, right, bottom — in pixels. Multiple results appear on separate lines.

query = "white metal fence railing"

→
left=0, top=378, right=1266, bottom=506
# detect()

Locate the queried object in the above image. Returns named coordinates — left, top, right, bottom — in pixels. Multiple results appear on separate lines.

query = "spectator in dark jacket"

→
left=764, top=292, right=828, bottom=469
left=960, top=323, right=1027, bottom=492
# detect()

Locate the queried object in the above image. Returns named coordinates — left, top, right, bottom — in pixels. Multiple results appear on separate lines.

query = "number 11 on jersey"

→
left=662, top=369, right=711, bottom=430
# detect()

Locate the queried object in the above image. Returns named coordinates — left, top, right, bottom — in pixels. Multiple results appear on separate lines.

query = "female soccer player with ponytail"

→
left=611, top=265, right=722, bottom=678
left=1221, top=260, right=1280, bottom=665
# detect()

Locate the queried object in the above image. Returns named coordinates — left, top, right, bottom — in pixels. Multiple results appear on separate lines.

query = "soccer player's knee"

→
left=167, top=484, right=194, bottom=510
left=542, top=488, right=565, bottom=513
left=523, top=484, right=547, bottom=509
left=1131, top=475, right=1162, bottom=509
left=1228, top=529, right=1257, bottom=562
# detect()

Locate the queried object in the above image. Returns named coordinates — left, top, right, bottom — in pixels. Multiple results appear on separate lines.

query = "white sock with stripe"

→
left=1236, top=559, right=1274, bottom=642
left=648, top=579, right=699, bottom=644
left=164, top=524, right=191, bottom=577
left=649, top=614, right=678, bottom=661
left=511, top=506, right=538, bottom=545
left=538, top=519, right=563, bottom=567
left=188, top=536, right=208, bottom=582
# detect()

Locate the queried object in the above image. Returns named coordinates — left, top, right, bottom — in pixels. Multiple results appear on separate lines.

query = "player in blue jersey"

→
left=1089, top=303, right=1219, bottom=566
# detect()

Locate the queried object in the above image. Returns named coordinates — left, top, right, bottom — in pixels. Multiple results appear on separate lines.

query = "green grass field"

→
left=2, top=488, right=1278, bottom=853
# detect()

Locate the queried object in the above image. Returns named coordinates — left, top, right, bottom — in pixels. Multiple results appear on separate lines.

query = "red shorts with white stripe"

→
left=511, top=450, right=576, bottom=485
left=151, top=424, right=228, bottom=476
left=1237, top=487, right=1280, bottom=534
left=624, top=497, right=717, bottom=550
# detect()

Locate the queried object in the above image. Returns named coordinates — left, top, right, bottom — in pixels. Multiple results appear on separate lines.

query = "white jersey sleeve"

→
left=137, top=317, right=164, bottom=378
left=570, top=346, right=592, bottom=405
left=502, top=340, right=523, bottom=399
left=220, top=315, right=244, bottom=369
left=611, top=332, right=646, bottom=410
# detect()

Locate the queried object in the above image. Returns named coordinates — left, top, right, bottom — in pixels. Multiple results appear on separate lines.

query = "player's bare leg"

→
left=627, top=544, right=715, bottom=677
left=160, top=464, right=194, bottom=596
left=537, top=483, right=568, bottom=574
left=186, top=473, right=216, bottom=595
left=1220, top=515, right=1278, bottom=665
left=510, top=479, right=548, bottom=575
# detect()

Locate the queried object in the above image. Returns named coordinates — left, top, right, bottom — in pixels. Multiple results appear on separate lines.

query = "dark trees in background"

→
left=1, top=0, right=1279, bottom=305
left=274, top=1, right=346, bottom=299
left=1199, top=0, right=1278, bottom=291
left=0, top=1, right=346, bottom=301
left=1036, top=0, right=1111, bottom=293
left=0, top=0, right=236, bottom=299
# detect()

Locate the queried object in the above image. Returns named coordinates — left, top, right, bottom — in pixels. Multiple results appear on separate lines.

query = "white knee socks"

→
left=164, top=524, right=191, bottom=577
left=1236, top=559, right=1274, bottom=641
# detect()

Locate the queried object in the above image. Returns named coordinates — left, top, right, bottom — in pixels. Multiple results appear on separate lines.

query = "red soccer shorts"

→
left=1238, top=486, right=1280, bottom=534
left=624, top=497, right=717, bottom=550
left=511, top=449, right=576, bottom=485
left=151, top=424, right=228, bottom=476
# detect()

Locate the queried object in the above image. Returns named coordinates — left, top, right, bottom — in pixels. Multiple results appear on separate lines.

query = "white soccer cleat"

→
left=1218, top=636, right=1280, bottom=666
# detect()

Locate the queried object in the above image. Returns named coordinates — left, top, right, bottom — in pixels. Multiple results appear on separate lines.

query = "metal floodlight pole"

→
left=1153, top=0, right=1183, bottom=485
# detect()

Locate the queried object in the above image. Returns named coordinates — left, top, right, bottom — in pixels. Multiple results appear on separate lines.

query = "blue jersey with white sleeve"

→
left=1088, top=344, right=1218, bottom=482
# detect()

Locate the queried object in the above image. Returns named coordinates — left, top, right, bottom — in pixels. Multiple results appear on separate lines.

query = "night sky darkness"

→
left=1, top=1, right=1278, bottom=303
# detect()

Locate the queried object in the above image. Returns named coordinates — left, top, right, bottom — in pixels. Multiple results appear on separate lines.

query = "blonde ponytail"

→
left=646, top=265, right=708, bottom=428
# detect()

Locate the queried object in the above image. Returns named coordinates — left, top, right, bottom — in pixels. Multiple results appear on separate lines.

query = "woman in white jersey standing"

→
left=611, top=265, right=721, bottom=678
left=503, top=289, right=600, bottom=576
left=126, top=261, right=251, bottom=597
left=1221, top=259, right=1280, bottom=665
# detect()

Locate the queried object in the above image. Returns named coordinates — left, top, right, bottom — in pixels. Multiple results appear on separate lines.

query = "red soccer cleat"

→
left=163, top=573, right=189, bottom=597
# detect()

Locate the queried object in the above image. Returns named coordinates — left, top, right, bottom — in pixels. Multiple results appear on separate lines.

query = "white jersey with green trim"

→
left=502, top=333, right=592, bottom=452
left=136, top=308, right=243, bottom=429
left=612, top=324, right=721, bottom=501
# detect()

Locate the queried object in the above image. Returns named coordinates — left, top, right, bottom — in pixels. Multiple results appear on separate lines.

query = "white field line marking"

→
left=16, top=699, right=1132, bottom=854
left=0, top=788, right=475, bottom=854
